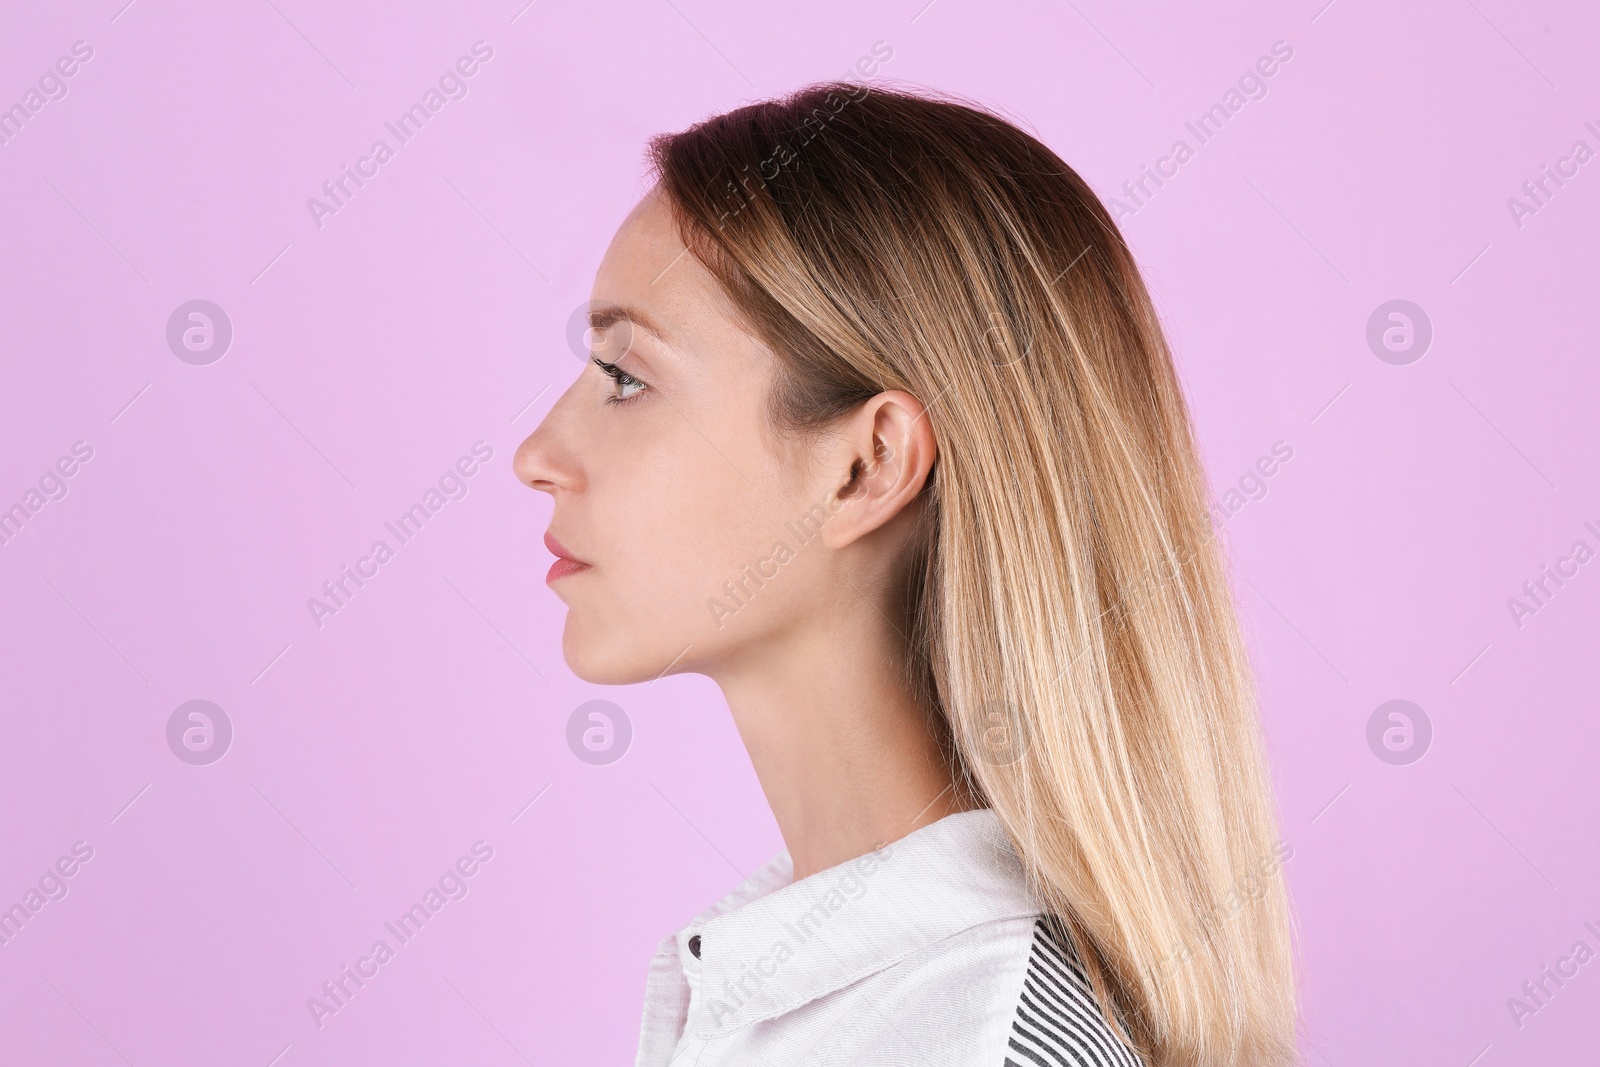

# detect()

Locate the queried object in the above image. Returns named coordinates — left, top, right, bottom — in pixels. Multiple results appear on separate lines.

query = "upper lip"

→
left=544, top=531, right=588, bottom=565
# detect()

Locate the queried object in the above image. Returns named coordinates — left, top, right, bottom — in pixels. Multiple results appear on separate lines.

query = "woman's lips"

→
left=547, top=558, right=590, bottom=582
left=543, top=531, right=592, bottom=583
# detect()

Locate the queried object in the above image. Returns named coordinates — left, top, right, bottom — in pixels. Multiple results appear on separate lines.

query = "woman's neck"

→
left=711, top=608, right=979, bottom=883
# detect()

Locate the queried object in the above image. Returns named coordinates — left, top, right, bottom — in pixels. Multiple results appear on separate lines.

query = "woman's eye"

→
left=592, top=358, right=648, bottom=404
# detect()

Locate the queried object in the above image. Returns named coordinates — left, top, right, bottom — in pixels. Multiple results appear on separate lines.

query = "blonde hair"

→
left=647, top=81, right=1297, bottom=1067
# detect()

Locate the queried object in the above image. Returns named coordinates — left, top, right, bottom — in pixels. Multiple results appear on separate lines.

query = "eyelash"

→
left=592, top=357, right=649, bottom=405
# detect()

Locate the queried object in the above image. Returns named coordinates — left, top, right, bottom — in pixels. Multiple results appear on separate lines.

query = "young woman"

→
left=515, top=82, right=1297, bottom=1067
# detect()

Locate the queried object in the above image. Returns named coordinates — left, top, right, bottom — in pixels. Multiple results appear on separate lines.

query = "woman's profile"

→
left=515, top=81, right=1297, bottom=1067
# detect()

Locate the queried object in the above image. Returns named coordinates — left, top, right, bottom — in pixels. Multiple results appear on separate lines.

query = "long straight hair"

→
left=646, top=82, right=1297, bottom=1067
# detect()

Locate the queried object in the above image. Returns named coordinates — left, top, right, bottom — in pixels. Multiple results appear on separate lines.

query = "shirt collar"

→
left=669, top=807, right=1041, bottom=1040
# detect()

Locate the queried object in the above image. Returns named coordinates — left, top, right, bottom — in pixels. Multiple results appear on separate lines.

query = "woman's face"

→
left=514, top=189, right=839, bottom=684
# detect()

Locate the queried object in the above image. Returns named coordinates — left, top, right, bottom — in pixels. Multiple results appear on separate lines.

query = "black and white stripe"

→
left=1004, top=917, right=1147, bottom=1067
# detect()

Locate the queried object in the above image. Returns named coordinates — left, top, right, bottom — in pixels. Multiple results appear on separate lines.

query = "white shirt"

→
left=635, top=807, right=1147, bottom=1066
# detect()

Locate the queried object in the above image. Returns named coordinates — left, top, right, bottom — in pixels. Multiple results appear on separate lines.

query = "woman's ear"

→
left=819, top=390, right=938, bottom=550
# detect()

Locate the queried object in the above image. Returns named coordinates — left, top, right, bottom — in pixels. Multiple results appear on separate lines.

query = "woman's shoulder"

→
left=839, top=912, right=1147, bottom=1067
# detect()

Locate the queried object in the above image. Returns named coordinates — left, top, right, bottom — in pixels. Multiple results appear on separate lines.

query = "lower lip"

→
left=546, top=558, right=591, bottom=583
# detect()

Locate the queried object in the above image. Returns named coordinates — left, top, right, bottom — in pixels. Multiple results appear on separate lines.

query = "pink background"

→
left=2, top=1, right=1597, bottom=1064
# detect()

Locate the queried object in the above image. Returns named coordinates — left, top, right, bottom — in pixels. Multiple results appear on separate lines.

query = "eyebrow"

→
left=587, top=303, right=675, bottom=349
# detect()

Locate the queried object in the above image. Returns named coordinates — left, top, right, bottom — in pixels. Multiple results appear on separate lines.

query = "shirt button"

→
left=688, top=934, right=702, bottom=959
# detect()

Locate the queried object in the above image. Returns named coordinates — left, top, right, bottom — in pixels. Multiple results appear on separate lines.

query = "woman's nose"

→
left=513, top=382, right=584, bottom=495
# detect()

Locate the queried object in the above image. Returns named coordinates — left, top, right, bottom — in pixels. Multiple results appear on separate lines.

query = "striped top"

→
left=1007, top=917, right=1146, bottom=1067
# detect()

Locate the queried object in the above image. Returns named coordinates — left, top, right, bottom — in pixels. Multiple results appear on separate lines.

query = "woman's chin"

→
left=561, top=620, right=671, bottom=686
